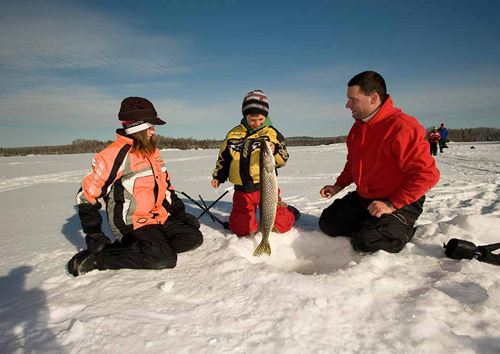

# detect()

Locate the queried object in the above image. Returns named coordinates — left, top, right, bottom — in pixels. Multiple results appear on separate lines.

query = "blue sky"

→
left=1, top=0, right=499, bottom=147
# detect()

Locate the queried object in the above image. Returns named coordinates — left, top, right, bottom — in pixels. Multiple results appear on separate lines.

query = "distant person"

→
left=211, top=90, right=300, bottom=237
left=68, top=97, right=203, bottom=276
left=428, top=127, right=441, bottom=156
left=319, top=71, right=440, bottom=253
left=437, top=123, right=448, bottom=152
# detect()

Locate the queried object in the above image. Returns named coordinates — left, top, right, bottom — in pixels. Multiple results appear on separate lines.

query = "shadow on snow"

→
left=0, top=266, right=64, bottom=353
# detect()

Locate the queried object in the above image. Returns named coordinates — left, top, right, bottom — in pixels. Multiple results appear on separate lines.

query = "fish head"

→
left=259, top=139, right=275, bottom=173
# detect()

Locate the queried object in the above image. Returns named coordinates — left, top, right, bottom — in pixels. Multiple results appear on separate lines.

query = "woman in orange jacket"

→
left=68, top=97, right=203, bottom=276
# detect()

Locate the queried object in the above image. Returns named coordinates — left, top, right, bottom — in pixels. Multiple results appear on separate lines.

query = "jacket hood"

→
left=355, top=95, right=401, bottom=128
left=240, top=116, right=273, bottom=133
left=116, top=129, right=134, bottom=144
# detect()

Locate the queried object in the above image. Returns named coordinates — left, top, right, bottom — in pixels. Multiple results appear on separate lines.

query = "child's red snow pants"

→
left=229, top=189, right=295, bottom=237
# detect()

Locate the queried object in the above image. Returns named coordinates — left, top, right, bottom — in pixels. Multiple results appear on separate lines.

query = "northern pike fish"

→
left=253, top=138, right=280, bottom=257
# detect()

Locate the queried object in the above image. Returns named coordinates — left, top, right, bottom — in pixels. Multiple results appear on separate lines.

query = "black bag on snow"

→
left=444, top=238, right=500, bottom=266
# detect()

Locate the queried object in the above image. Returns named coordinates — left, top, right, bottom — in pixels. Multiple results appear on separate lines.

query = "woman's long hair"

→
left=129, top=129, right=157, bottom=156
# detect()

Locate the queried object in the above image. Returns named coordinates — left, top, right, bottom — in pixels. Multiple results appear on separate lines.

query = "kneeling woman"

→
left=68, top=97, right=203, bottom=276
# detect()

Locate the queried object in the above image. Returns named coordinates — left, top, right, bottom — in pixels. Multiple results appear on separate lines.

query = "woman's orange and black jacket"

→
left=76, top=130, right=185, bottom=240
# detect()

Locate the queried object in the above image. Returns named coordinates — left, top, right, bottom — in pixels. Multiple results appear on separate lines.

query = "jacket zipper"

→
left=146, top=155, right=160, bottom=209
left=357, top=124, right=366, bottom=186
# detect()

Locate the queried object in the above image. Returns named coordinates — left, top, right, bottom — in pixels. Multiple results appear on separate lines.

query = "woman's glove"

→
left=85, top=232, right=111, bottom=254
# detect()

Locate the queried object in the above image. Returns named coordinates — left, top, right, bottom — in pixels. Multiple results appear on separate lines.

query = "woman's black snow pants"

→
left=92, top=217, right=203, bottom=271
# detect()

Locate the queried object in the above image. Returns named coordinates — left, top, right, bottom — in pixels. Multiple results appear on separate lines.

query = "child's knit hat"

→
left=242, top=90, right=269, bottom=118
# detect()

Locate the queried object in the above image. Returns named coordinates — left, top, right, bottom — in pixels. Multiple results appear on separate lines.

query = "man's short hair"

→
left=348, top=71, right=387, bottom=103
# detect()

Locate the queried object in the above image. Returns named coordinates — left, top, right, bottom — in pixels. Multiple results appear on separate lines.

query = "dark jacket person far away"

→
left=437, top=123, right=448, bottom=152
left=319, top=71, right=440, bottom=254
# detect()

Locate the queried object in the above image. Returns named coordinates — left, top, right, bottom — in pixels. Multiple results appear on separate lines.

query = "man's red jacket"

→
left=335, top=95, right=440, bottom=209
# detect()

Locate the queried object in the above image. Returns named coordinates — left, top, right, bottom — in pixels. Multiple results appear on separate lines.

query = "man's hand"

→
left=211, top=179, right=220, bottom=188
left=368, top=200, right=396, bottom=218
left=320, top=185, right=342, bottom=199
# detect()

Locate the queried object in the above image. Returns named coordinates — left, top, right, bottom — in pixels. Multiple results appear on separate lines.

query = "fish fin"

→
left=253, top=239, right=272, bottom=257
left=250, top=229, right=259, bottom=237
left=271, top=225, right=280, bottom=233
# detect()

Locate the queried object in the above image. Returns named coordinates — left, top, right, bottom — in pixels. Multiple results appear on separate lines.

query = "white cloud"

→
left=0, top=84, right=117, bottom=126
left=152, top=98, right=238, bottom=137
left=0, top=0, right=195, bottom=137
left=396, top=85, right=500, bottom=127
left=149, top=90, right=352, bottom=139
left=272, top=92, right=346, bottom=123
left=0, top=1, right=190, bottom=81
left=276, top=66, right=500, bottom=132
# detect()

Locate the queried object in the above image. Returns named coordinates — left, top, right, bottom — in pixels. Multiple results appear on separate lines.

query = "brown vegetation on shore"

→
left=1, top=128, right=499, bottom=157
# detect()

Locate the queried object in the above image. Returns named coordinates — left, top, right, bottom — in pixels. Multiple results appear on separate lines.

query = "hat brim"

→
left=144, top=117, right=166, bottom=125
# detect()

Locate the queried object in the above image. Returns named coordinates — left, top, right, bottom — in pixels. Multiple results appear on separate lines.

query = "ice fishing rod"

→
left=175, top=190, right=230, bottom=230
left=444, top=238, right=500, bottom=266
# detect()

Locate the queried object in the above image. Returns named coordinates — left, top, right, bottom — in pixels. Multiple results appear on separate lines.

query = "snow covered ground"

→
left=1, top=142, right=500, bottom=354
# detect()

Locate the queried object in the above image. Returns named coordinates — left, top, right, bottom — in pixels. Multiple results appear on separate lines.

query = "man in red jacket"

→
left=319, top=71, right=440, bottom=253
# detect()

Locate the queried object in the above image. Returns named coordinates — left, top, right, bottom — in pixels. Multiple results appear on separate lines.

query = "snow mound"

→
left=228, top=228, right=362, bottom=275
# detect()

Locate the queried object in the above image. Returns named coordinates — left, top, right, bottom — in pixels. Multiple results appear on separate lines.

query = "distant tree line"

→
left=1, top=128, right=498, bottom=157
left=425, top=127, right=500, bottom=142
left=0, top=136, right=225, bottom=157
left=155, top=136, right=222, bottom=150
left=0, top=139, right=112, bottom=157
left=285, top=136, right=347, bottom=146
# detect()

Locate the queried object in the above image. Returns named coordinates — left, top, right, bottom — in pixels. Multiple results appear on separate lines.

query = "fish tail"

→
left=253, top=239, right=272, bottom=257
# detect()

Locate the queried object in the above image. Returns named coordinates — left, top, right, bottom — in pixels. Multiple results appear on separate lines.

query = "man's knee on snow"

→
left=319, top=209, right=343, bottom=237
left=350, top=231, right=405, bottom=254
left=318, top=213, right=333, bottom=235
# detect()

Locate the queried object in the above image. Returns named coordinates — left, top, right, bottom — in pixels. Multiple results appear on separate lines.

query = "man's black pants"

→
left=439, top=139, right=445, bottom=152
left=319, top=192, right=425, bottom=253
left=93, top=217, right=203, bottom=271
